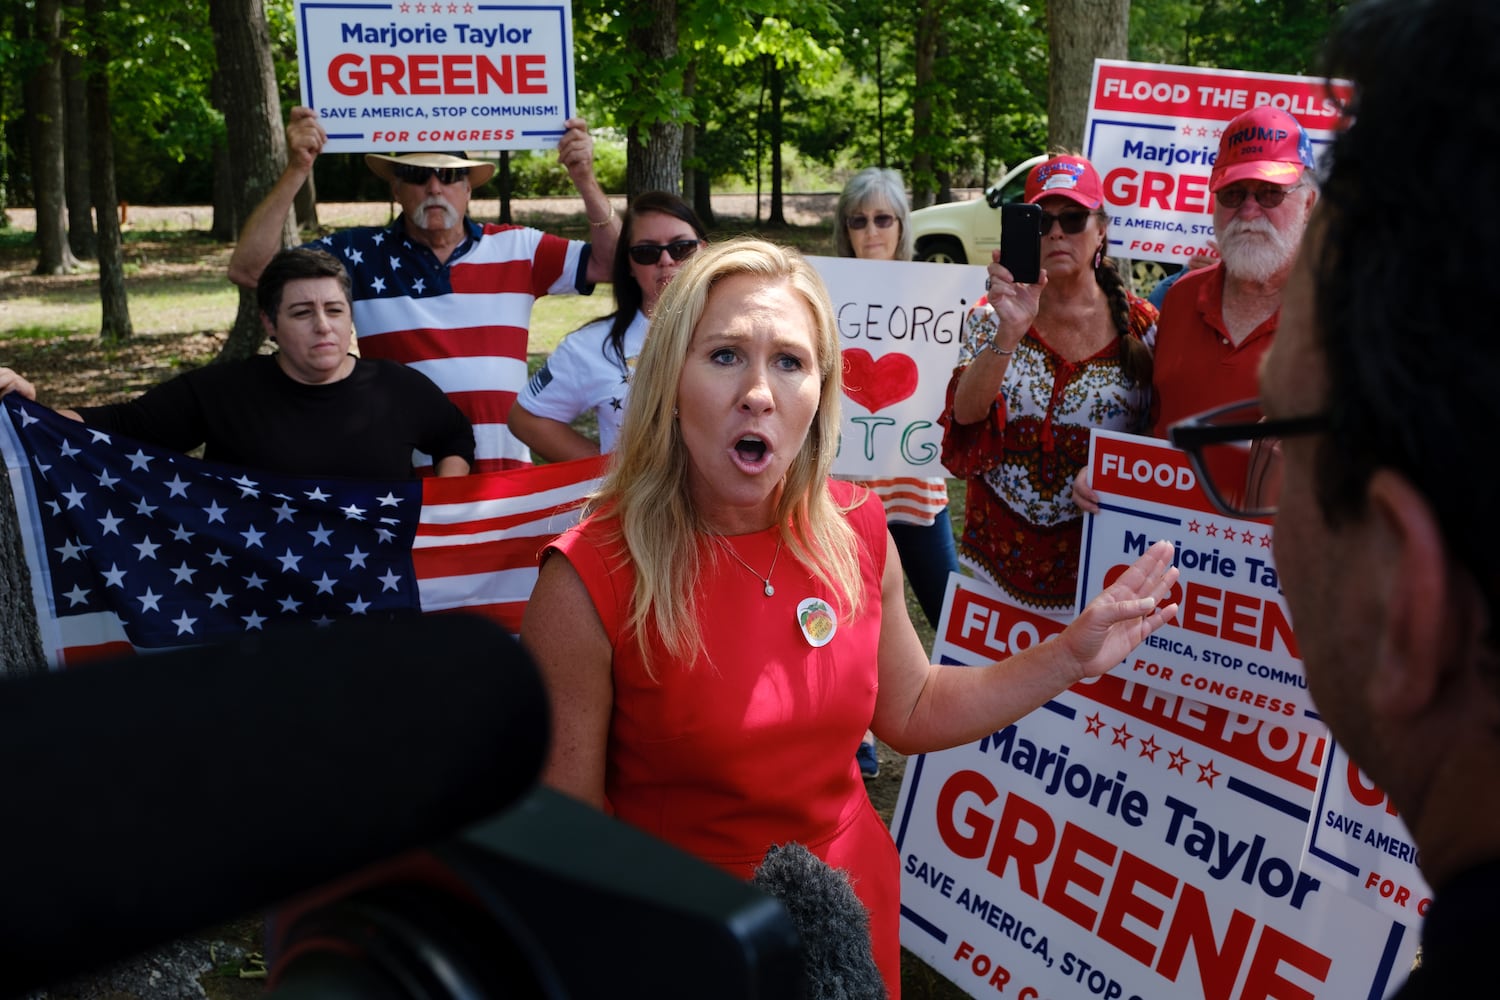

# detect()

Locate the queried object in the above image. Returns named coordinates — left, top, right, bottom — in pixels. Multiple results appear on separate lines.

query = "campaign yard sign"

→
left=1082, top=60, right=1352, bottom=265
left=294, top=0, right=576, bottom=152
left=1077, top=429, right=1318, bottom=731
left=893, top=573, right=1420, bottom=999
left=806, top=255, right=987, bottom=480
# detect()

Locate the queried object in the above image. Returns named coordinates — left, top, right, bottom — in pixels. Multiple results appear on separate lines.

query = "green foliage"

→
left=503, top=139, right=628, bottom=197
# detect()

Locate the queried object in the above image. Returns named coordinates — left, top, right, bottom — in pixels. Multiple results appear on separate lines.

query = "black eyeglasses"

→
left=846, top=213, right=896, bottom=230
left=1038, top=209, right=1092, bottom=235
left=1215, top=184, right=1299, bottom=210
left=627, top=239, right=702, bottom=265
left=1168, top=399, right=1329, bottom=518
left=393, top=164, right=470, bottom=186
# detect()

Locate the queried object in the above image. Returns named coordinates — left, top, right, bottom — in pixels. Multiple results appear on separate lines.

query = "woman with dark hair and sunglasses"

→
left=834, top=167, right=960, bottom=779
left=940, top=153, right=1157, bottom=616
left=509, top=192, right=707, bottom=462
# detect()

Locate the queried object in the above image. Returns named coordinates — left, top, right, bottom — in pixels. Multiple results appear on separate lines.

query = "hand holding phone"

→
left=999, top=203, right=1042, bottom=284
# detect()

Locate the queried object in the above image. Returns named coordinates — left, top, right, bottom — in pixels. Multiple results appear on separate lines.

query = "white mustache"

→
left=410, top=196, right=460, bottom=229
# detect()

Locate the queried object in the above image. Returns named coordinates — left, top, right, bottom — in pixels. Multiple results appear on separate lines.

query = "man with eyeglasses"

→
left=228, top=107, right=621, bottom=474
left=1171, top=1, right=1500, bottom=994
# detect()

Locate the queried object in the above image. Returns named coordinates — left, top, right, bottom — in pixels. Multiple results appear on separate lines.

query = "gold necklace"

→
left=712, top=534, right=782, bottom=597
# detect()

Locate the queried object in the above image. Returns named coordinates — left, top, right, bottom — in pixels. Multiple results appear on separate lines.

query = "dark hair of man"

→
left=256, top=247, right=353, bottom=321
left=604, top=191, right=708, bottom=367
left=1316, top=0, right=1499, bottom=612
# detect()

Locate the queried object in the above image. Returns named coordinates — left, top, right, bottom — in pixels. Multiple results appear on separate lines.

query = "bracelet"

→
left=588, top=205, right=616, bottom=228
left=987, top=338, right=1016, bottom=356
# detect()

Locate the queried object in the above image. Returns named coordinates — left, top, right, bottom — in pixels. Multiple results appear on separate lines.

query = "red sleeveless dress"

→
left=547, top=479, right=902, bottom=997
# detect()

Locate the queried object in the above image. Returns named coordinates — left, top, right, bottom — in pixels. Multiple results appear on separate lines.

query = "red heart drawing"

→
left=841, top=348, right=920, bottom=413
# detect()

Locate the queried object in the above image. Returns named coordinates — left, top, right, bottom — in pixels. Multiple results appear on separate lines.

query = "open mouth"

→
left=731, top=435, right=770, bottom=472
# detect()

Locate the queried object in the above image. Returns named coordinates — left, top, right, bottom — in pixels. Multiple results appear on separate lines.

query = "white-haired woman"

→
left=521, top=239, right=1179, bottom=998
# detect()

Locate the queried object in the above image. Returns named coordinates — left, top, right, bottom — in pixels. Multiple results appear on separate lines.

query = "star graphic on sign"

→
left=277, top=549, right=303, bottom=573
left=1181, top=124, right=1194, bottom=135
left=1199, top=127, right=1210, bottom=137
left=379, top=568, right=403, bottom=592
left=1137, top=734, right=1161, bottom=761
left=97, top=511, right=123, bottom=536
left=464, top=2, right=473, bottom=11
left=165, top=475, right=190, bottom=498
left=1240, top=529, right=1255, bottom=544
left=308, top=523, right=333, bottom=546
left=243, top=610, right=267, bottom=630
left=399, top=3, right=410, bottom=12
left=1084, top=712, right=1106, bottom=736
left=170, top=561, right=197, bottom=584
left=138, top=588, right=163, bottom=612
left=1168, top=747, right=1190, bottom=774
left=64, top=584, right=91, bottom=607
left=1111, top=722, right=1134, bottom=749
left=173, top=611, right=198, bottom=636
left=62, top=484, right=88, bottom=509
left=1261, top=533, right=1273, bottom=548
left=241, top=525, right=266, bottom=548
left=127, top=449, right=153, bottom=471
left=345, top=546, right=368, bottom=569
left=203, top=500, right=228, bottom=524
left=313, top=572, right=338, bottom=595
left=1197, top=759, right=1221, bottom=787
left=102, top=564, right=127, bottom=588
left=273, top=501, right=297, bottom=523
left=207, top=588, right=232, bottom=609
left=134, top=536, right=161, bottom=560
left=1206, top=523, right=1219, bottom=537
left=347, top=596, right=371, bottom=615
left=371, top=276, right=387, bottom=294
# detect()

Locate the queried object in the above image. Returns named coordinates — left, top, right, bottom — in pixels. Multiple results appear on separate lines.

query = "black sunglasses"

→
left=1216, top=184, right=1299, bottom=210
left=1038, top=209, right=1093, bottom=236
left=627, top=239, right=702, bottom=265
left=846, top=213, right=896, bottom=230
left=392, top=164, right=470, bottom=186
left=1168, top=398, right=1330, bottom=518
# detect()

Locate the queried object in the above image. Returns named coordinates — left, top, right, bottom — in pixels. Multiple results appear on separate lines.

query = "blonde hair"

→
left=595, top=238, right=864, bottom=675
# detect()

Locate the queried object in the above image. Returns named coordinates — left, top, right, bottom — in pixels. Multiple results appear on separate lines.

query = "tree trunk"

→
left=210, top=0, right=293, bottom=362
left=681, top=59, right=697, bottom=207
left=767, top=63, right=785, bottom=226
left=0, top=465, right=46, bottom=678
left=210, top=137, right=236, bottom=241
left=1047, top=0, right=1129, bottom=151
left=294, top=170, right=319, bottom=230
left=64, top=50, right=96, bottom=260
left=910, top=1, right=944, bottom=208
left=624, top=0, right=681, bottom=197
left=31, top=0, right=79, bottom=275
left=87, top=0, right=132, bottom=344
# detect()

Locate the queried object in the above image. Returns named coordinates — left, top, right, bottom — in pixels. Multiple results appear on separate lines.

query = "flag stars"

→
left=55, top=538, right=86, bottom=562
left=243, top=572, right=268, bottom=591
left=207, top=549, right=231, bottom=567
left=171, top=523, right=194, bottom=544
left=134, top=496, right=158, bottom=517
left=165, top=475, right=190, bottom=498
left=273, top=501, right=297, bottom=523
left=59, top=440, right=81, bottom=459
left=138, top=588, right=163, bottom=612
left=371, top=276, right=387, bottom=294
left=170, top=561, right=198, bottom=585
left=278, top=595, right=302, bottom=614
left=97, top=511, right=123, bottom=536
left=305, top=487, right=331, bottom=503
left=240, top=525, right=266, bottom=548
left=127, top=449, right=153, bottom=471
left=203, top=500, right=229, bottom=523
left=133, top=536, right=162, bottom=561
left=347, top=596, right=371, bottom=615
left=277, top=549, right=304, bottom=573
left=346, top=546, right=368, bottom=569
left=341, top=503, right=367, bottom=521
left=308, top=523, right=334, bottom=546
left=349, top=248, right=365, bottom=266
left=375, top=527, right=396, bottom=544
left=378, top=569, right=403, bottom=592
left=87, top=429, right=113, bottom=445
left=95, top=469, right=120, bottom=490
left=242, top=610, right=267, bottom=630
left=64, top=584, right=91, bottom=607
left=62, top=485, right=88, bottom=509
left=232, top=474, right=261, bottom=498
left=313, top=572, right=338, bottom=595
left=102, top=564, right=127, bottom=588
left=377, top=492, right=402, bottom=508
left=172, top=610, right=198, bottom=636
left=207, top=588, right=232, bottom=609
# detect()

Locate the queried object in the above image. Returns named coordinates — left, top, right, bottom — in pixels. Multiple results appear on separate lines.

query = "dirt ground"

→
left=1, top=200, right=962, bottom=999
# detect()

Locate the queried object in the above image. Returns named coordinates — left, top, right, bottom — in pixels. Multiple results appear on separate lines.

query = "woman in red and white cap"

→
left=940, top=152, right=1157, bottom=616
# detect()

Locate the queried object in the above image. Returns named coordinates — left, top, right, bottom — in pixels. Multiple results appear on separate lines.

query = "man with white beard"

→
left=1146, top=104, right=1318, bottom=437
left=228, top=107, right=620, bottom=473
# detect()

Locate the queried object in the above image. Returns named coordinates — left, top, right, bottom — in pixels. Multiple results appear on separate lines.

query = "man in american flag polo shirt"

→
left=229, top=106, right=621, bottom=475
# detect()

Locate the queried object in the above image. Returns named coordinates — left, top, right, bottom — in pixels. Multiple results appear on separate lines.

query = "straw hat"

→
left=364, top=151, right=496, bottom=187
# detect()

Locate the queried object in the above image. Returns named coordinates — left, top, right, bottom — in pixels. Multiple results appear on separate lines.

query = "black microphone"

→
left=751, top=842, right=887, bottom=1000
left=0, top=613, right=549, bottom=996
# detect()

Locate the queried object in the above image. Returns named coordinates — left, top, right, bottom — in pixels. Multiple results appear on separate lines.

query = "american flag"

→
left=1, top=396, right=603, bottom=667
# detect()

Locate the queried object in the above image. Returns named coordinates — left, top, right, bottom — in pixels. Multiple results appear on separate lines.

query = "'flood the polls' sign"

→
left=807, top=256, right=987, bottom=480
left=294, top=0, right=576, bottom=152
left=893, top=573, right=1419, bottom=999
left=1083, top=60, right=1352, bottom=265
left=1077, top=429, right=1316, bottom=730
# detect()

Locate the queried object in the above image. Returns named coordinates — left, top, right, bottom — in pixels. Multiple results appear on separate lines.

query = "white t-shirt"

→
left=517, top=310, right=649, bottom=455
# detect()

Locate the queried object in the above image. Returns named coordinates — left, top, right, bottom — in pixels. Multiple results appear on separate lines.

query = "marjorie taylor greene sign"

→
left=293, top=0, right=576, bottom=152
left=1082, top=60, right=1352, bottom=266
left=806, top=255, right=988, bottom=480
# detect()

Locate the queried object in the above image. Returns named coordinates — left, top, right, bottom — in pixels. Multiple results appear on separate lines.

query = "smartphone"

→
left=999, top=203, right=1043, bottom=284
